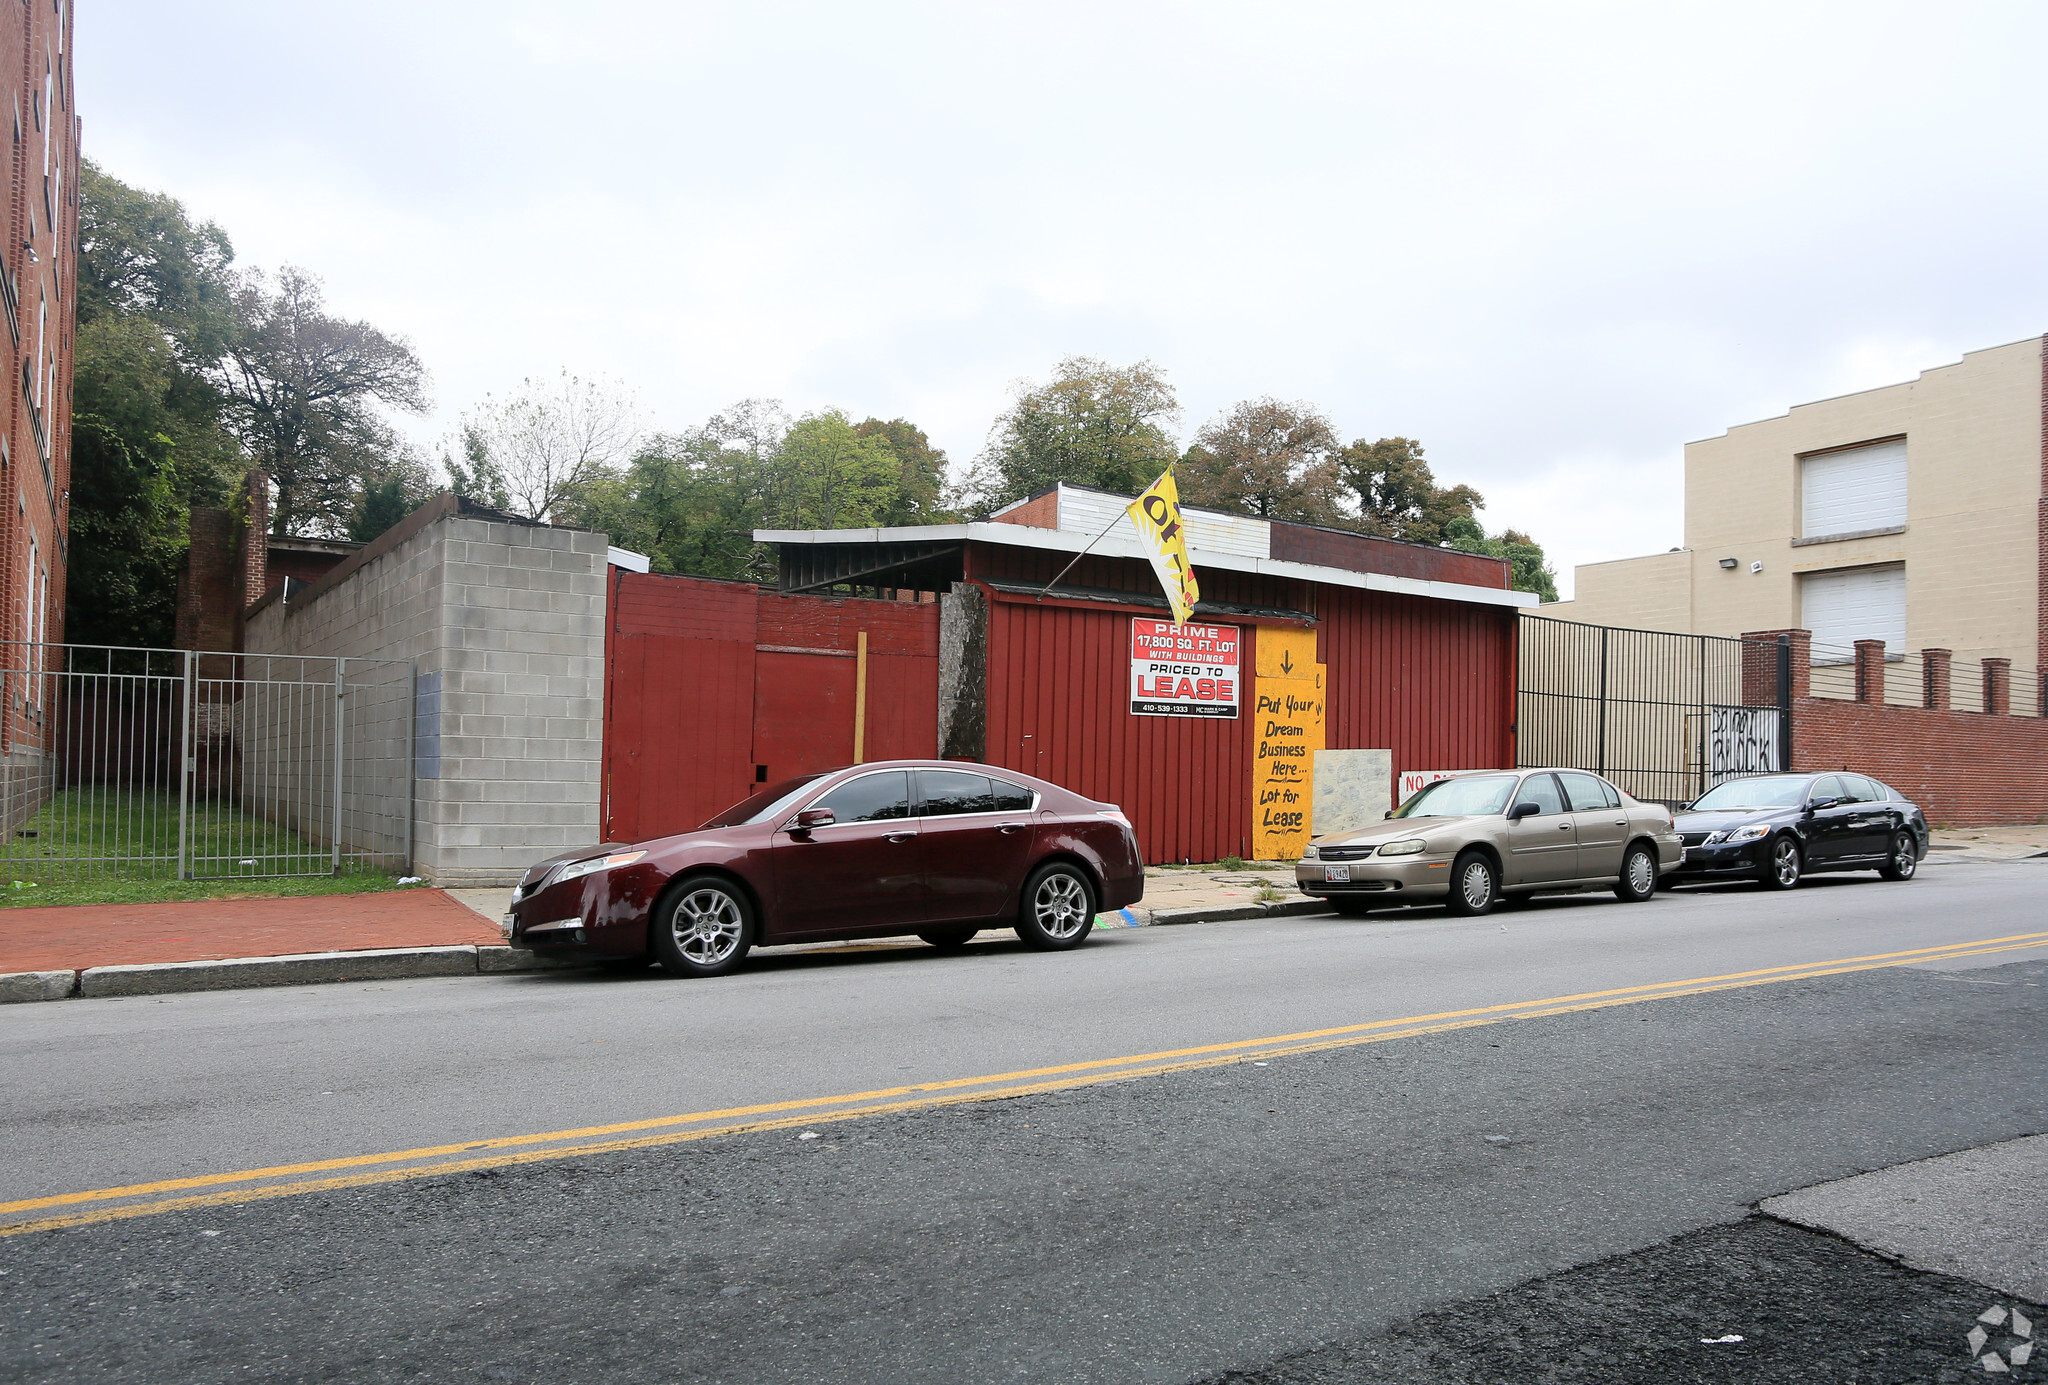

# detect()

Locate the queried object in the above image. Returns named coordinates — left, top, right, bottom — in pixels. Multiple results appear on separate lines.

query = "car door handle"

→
left=884, top=831, right=915, bottom=844
left=1558, top=822, right=1573, bottom=831
left=998, top=824, right=1027, bottom=835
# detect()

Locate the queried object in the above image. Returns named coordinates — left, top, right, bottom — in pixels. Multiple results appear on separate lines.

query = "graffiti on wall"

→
left=1708, top=705, right=1780, bottom=784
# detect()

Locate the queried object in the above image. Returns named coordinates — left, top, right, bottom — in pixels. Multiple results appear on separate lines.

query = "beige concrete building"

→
left=1551, top=334, right=2047, bottom=672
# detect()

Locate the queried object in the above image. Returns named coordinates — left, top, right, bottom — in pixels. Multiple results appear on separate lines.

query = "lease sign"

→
left=1130, top=619, right=1240, bottom=718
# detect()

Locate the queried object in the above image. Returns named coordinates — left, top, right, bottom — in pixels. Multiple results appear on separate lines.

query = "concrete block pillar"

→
left=1853, top=640, right=1886, bottom=703
left=1920, top=648, right=1951, bottom=710
left=1982, top=658, right=2011, bottom=715
left=1742, top=629, right=1810, bottom=704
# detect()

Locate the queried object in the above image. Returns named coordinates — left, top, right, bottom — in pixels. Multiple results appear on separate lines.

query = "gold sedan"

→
left=1295, top=768, right=1683, bottom=917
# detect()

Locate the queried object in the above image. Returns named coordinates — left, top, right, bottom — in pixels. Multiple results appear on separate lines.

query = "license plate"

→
left=1326, top=865, right=1351, bottom=883
left=501, top=913, right=516, bottom=940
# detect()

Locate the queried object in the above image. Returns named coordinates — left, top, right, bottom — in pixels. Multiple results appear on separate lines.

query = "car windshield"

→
left=1689, top=776, right=1811, bottom=811
left=1392, top=774, right=1518, bottom=819
left=700, top=775, right=827, bottom=828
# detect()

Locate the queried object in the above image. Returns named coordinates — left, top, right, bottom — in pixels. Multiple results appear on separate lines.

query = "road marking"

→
left=5, top=930, right=2043, bottom=1237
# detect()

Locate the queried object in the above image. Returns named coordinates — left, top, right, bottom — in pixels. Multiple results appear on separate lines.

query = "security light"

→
left=1719, top=558, right=1738, bottom=569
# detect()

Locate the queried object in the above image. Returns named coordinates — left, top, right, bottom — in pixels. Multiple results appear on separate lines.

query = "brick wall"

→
left=1747, top=627, right=2048, bottom=826
left=245, top=495, right=610, bottom=885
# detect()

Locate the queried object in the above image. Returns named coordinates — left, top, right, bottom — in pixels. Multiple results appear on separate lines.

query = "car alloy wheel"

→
left=1763, top=837, right=1802, bottom=890
left=1879, top=830, right=1918, bottom=882
left=1445, top=851, right=1497, bottom=917
left=1614, top=843, right=1657, bottom=903
left=652, top=876, right=755, bottom=977
left=1016, top=862, right=1097, bottom=951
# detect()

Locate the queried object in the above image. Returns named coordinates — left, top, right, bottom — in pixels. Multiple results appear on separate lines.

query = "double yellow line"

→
left=4, top=930, right=2043, bottom=1238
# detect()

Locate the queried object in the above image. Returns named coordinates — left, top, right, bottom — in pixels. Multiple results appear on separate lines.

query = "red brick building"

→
left=1, top=1, right=77, bottom=687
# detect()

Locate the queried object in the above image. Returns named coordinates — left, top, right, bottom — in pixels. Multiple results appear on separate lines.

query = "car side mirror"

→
left=1805, top=797, right=1838, bottom=813
left=790, top=808, right=834, bottom=833
left=1507, top=802, right=1539, bottom=823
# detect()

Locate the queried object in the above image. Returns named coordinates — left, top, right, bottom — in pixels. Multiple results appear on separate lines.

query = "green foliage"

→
left=69, top=161, right=245, bottom=648
left=349, top=477, right=414, bottom=543
left=854, top=417, right=952, bottom=525
left=1444, top=516, right=1560, bottom=602
left=444, top=425, right=513, bottom=510
left=559, top=401, right=956, bottom=582
left=64, top=416, right=183, bottom=647
left=1177, top=398, right=1347, bottom=523
left=1338, top=436, right=1483, bottom=545
left=958, top=356, right=1180, bottom=511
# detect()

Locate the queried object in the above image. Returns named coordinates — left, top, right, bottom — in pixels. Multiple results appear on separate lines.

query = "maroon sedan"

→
left=503, top=761, right=1145, bottom=977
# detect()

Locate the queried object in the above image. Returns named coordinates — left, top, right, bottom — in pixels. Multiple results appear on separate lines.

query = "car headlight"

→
left=1300, top=843, right=1319, bottom=860
left=548, top=850, right=648, bottom=886
left=1724, top=825, right=1770, bottom=844
left=1377, top=838, right=1427, bottom=857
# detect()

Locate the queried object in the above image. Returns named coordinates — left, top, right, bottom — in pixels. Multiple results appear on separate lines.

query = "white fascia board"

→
left=606, top=546, right=652, bottom=573
left=752, top=523, right=1538, bottom=609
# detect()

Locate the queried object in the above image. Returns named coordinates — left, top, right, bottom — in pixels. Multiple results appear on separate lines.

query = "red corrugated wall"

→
left=971, top=543, right=1514, bottom=863
left=1316, top=585, right=1517, bottom=780
left=603, top=572, right=940, bottom=843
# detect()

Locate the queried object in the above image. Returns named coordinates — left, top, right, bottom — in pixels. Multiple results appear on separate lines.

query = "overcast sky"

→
left=80, top=2, right=2048, bottom=596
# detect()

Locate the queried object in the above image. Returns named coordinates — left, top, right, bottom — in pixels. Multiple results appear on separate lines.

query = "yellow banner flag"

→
left=1126, top=467, right=1200, bottom=623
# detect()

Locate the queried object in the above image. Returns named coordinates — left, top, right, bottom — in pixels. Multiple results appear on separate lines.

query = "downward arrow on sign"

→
left=1279, top=650, right=1294, bottom=675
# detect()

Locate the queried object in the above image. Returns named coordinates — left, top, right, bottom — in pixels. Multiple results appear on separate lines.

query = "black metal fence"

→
left=1517, top=615, right=1785, bottom=807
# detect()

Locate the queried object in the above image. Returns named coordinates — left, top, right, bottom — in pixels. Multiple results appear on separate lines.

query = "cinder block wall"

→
left=245, top=498, right=610, bottom=884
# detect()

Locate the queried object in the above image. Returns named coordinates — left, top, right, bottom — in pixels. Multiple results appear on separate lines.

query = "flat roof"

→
left=755, top=521, right=1538, bottom=610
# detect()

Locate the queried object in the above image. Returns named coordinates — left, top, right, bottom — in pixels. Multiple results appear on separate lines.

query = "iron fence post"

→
left=331, top=658, right=346, bottom=875
left=1776, top=634, right=1793, bottom=771
left=177, top=649, right=193, bottom=879
left=1595, top=626, right=1609, bottom=775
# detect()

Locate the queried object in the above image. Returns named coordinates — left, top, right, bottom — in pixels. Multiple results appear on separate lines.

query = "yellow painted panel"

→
left=1252, top=627, right=1325, bottom=861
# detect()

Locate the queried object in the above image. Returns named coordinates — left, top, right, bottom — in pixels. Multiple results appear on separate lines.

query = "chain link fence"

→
left=0, top=643, right=413, bottom=884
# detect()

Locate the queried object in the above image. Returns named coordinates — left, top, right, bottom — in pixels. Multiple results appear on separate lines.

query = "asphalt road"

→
left=2, top=861, right=2045, bottom=1382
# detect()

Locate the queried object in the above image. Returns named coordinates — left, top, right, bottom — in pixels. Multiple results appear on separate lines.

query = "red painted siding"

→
left=1318, top=586, right=1517, bottom=781
left=983, top=592, right=1256, bottom=865
left=605, top=572, right=941, bottom=842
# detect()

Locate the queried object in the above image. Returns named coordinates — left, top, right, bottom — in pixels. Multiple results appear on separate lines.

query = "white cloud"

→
left=77, top=0, right=2048, bottom=558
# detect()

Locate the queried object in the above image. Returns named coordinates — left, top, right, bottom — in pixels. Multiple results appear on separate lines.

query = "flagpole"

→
left=1036, top=487, right=1147, bottom=600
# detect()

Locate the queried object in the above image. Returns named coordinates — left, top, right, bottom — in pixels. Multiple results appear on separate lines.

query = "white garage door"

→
left=1801, top=438, right=1907, bottom=538
left=1801, top=563, right=1906, bottom=658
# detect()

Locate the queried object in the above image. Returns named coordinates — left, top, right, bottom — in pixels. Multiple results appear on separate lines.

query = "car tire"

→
left=1444, top=851, right=1498, bottom=917
left=1016, top=862, right=1097, bottom=951
left=1329, top=898, right=1377, bottom=917
left=917, top=927, right=979, bottom=949
left=651, top=876, right=756, bottom=978
left=1760, top=837, right=1802, bottom=891
left=1877, top=830, right=1919, bottom=882
left=1613, top=842, right=1658, bottom=903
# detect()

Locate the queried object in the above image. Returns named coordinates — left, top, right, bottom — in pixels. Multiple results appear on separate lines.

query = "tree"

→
left=1444, top=516, right=1560, bottom=602
left=958, top=356, right=1180, bottom=510
left=456, top=371, right=641, bottom=523
left=215, top=267, right=430, bottom=536
left=443, top=425, right=511, bottom=511
left=764, top=411, right=902, bottom=532
left=1338, top=436, right=1483, bottom=545
left=854, top=417, right=951, bottom=525
left=347, top=454, right=436, bottom=543
left=69, top=161, right=244, bottom=646
left=1177, top=398, right=1349, bottom=523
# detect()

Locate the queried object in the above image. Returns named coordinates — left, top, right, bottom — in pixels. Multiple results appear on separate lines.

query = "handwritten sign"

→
left=1252, top=627, right=1325, bottom=859
left=1130, top=619, right=1240, bottom=718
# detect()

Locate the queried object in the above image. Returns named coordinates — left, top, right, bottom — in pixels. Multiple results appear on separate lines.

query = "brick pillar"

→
left=240, top=469, right=270, bottom=610
left=1853, top=640, right=1886, bottom=703
left=1920, top=648, right=1951, bottom=710
left=1982, top=658, right=2011, bottom=715
left=1742, top=629, right=1811, bottom=703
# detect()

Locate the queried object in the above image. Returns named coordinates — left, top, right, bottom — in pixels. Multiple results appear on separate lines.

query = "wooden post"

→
left=853, top=631, right=869, bottom=763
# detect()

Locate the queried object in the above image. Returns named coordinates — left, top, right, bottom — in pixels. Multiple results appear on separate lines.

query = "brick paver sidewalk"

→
left=0, top=890, right=502, bottom=974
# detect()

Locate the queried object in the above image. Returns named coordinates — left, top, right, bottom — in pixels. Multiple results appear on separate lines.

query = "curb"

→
left=1147, top=898, right=1334, bottom=927
left=0, top=944, right=596, bottom=1005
